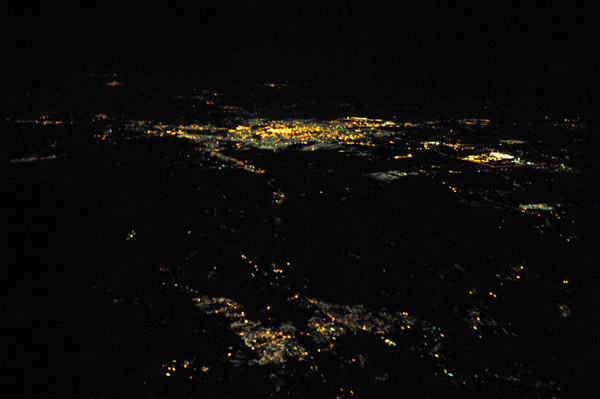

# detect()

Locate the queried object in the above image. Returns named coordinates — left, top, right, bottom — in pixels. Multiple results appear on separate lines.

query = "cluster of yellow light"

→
left=459, top=118, right=491, bottom=126
left=341, top=116, right=402, bottom=128
left=193, top=290, right=307, bottom=366
left=210, top=151, right=267, bottom=174
left=140, top=117, right=415, bottom=161
left=222, top=118, right=400, bottom=149
left=443, top=143, right=463, bottom=151
left=178, top=253, right=445, bottom=371
left=15, top=115, right=66, bottom=126
left=462, top=152, right=515, bottom=164
left=161, top=359, right=199, bottom=379
left=442, top=183, right=458, bottom=193
left=304, top=296, right=419, bottom=349
left=272, top=191, right=286, bottom=205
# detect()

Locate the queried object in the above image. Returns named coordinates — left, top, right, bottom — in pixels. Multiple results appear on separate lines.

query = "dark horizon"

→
left=2, top=1, right=595, bottom=114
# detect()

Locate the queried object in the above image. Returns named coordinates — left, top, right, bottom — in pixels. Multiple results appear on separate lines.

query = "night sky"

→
left=1, top=1, right=595, bottom=110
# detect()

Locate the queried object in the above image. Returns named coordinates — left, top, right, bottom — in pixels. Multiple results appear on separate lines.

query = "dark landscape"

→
left=2, top=2, right=598, bottom=398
